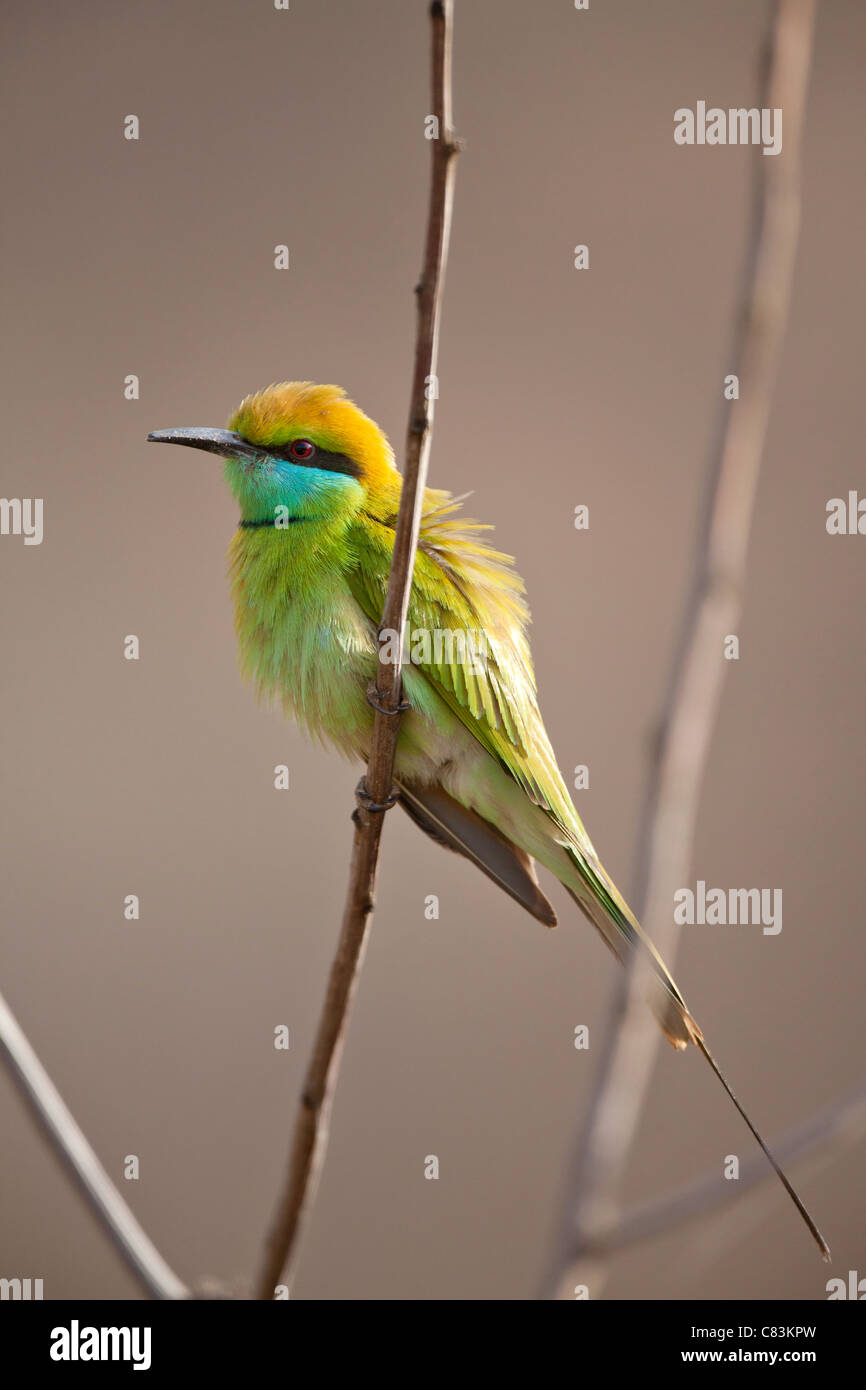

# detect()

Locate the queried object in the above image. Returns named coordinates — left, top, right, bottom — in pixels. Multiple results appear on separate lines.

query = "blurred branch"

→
left=603, top=1078, right=866, bottom=1254
left=253, top=0, right=460, bottom=1301
left=0, top=989, right=188, bottom=1300
left=543, top=0, right=818, bottom=1299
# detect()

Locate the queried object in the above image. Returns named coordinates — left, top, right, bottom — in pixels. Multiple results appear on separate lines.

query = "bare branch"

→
left=253, top=0, right=459, bottom=1301
left=542, top=0, right=818, bottom=1299
left=0, top=989, right=188, bottom=1300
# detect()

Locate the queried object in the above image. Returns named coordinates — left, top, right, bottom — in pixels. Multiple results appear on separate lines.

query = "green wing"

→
left=346, top=490, right=584, bottom=838
left=345, top=491, right=693, bottom=1040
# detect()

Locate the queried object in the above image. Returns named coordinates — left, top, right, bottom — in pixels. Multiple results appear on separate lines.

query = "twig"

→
left=0, top=989, right=189, bottom=1300
left=542, top=0, right=818, bottom=1299
left=600, top=1078, right=866, bottom=1254
left=253, top=0, right=459, bottom=1300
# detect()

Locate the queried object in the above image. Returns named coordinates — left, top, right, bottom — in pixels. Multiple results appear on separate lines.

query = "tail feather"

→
left=559, top=842, right=696, bottom=1048
left=560, top=852, right=829, bottom=1258
left=398, top=781, right=558, bottom=926
left=403, top=774, right=829, bottom=1258
left=562, top=881, right=695, bottom=1048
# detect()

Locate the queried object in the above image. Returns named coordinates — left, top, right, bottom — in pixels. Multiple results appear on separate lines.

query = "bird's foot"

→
left=353, top=778, right=399, bottom=821
left=365, top=683, right=411, bottom=717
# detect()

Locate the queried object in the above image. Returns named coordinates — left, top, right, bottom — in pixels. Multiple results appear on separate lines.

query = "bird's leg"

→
left=352, top=683, right=409, bottom=822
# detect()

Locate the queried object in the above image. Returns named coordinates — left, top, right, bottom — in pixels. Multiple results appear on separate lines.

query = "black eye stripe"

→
left=267, top=442, right=361, bottom=479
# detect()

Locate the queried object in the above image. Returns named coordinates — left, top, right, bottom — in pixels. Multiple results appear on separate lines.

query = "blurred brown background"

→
left=1, top=0, right=863, bottom=1300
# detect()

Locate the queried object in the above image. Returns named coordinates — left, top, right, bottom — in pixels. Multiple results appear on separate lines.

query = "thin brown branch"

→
left=253, top=0, right=459, bottom=1301
left=542, top=0, right=818, bottom=1299
left=0, top=989, right=189, bottom=1300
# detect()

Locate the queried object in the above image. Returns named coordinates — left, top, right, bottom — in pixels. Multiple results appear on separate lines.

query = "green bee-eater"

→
left=149, top=380, right=825, bottom=1253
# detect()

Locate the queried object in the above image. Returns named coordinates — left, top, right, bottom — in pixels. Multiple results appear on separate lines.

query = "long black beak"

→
left=146, top=427, right=262, bottom=463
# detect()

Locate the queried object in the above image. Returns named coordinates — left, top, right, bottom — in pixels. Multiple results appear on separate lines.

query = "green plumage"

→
left=220, top=384, right=697, bottom=1047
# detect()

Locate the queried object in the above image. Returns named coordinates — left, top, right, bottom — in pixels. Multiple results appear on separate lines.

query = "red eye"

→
left=289, top=438, right=315, bottom=461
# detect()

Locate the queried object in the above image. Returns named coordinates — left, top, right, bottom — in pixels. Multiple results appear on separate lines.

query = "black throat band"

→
left=238, top=516, right=311, bottom=529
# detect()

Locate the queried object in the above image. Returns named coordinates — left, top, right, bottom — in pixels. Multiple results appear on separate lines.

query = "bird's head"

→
left=148, top=381, right=399, bottom=526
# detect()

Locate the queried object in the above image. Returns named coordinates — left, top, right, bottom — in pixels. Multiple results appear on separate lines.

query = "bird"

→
left=149, top=379, right=827, bottom=1256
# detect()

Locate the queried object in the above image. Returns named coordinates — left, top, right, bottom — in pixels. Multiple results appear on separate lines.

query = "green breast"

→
left=228, top=526, right=377, bottom=755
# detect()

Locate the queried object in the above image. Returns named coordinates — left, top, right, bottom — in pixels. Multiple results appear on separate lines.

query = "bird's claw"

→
left=366, top=685, right=411, bottom=717
left=354, top=778, right=399, bottom=815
